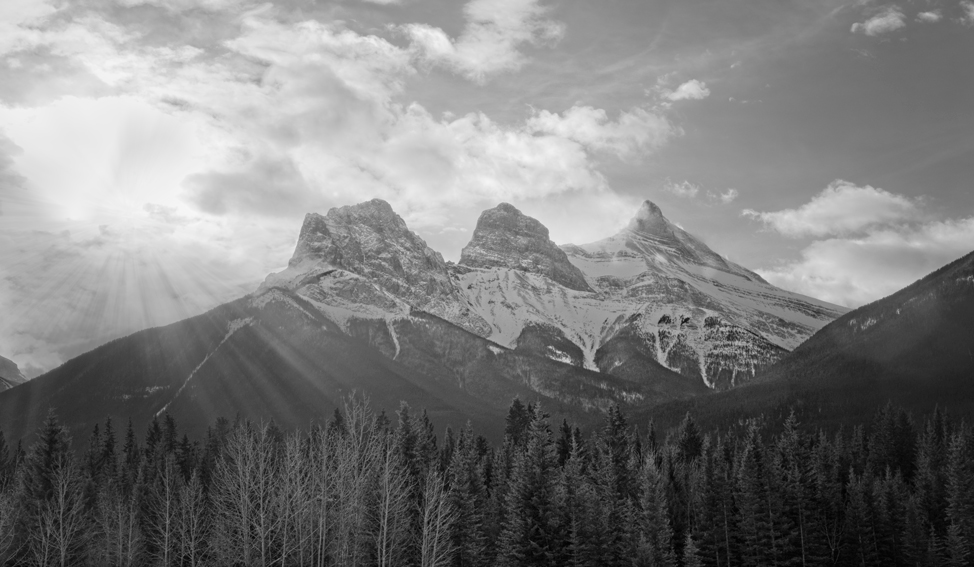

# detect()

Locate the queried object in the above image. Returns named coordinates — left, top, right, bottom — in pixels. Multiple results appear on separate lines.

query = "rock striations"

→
left=270, top=197, right=845, bottom=392
left=263, top=198, right=490, bottom=336
left=459, top=203, right=592, bottom=292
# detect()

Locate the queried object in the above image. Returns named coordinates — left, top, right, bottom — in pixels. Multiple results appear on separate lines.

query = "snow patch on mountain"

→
left=261, top=198, right=847, bottom=392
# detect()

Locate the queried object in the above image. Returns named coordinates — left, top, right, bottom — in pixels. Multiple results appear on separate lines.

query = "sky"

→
left=1, top=0, right=972, bottom=376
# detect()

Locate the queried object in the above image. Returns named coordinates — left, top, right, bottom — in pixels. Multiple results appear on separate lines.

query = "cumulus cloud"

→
left=916, top=11, right=942, bottom=23
left=402, top=0, right=564, bottom=83
left=747, top=180, right=972, bottom=308
left=758, top=217, right=974, bottom=308
left=851, top=6, right=907, bottom=36
left=0, top=2, right=689, bottom=374
left=525, top=105, right=676, bottom=159
left=742, top=180, right=922, bottom=238
left=663, top=79, right=711, bottom=102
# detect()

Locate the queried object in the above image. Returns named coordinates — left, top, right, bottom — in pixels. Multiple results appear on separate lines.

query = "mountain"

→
left=455, top=201, right=846, bottom=390
left=0, top=355, right=26, bottom=392
left=0, top=200, right=707, bottom=443
left=647, top=250, right=974, bottom=431
left=0, top=197, right=847, bottom=442
left=459, top=203, right=592, bottom=292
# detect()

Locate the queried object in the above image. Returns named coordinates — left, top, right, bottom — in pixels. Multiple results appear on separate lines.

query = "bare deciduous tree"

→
left=28, top=459, right=89, bottom=567
left=178, top=471, right=209, bottom=567
left=0, top=486, right=21, bottom=565
left=146, top=455, right=181, bottom=567
left=419, top=471, right=457, bottom=567
left=374, top=441, right=411, bottom=567
left=93, top=479, right=142, bottom=567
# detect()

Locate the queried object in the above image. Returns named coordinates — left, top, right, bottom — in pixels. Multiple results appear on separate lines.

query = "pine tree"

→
left=505, top=398, right=531, bottom=448
left=635, top=450, right=676, bottom=567
left=945, top=427, right=974, bottom=564
left=447, top=424, right=488, bottom=567
left=497, top=403, right=562, bottom=567
left=683, top=531, right=704, bottom=567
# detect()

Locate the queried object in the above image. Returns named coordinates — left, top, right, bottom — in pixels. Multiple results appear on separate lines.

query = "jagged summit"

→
left=570, top=199, right=765, bottom=283
left=626, top=200, right=669, bottom=236
left=262, top=197, right=843, bottom=390
left=289, top=199, right=417, bottom=268
left=459, top=203, right=592, bottom=292
left=262, top=198, right=491, bottom=334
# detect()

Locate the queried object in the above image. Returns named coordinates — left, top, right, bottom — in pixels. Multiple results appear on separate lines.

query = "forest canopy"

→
left=0, top=397, right=972, bottom=567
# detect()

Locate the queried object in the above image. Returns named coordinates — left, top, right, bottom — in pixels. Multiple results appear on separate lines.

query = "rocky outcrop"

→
left=0, top=355, right=25, bottom=392
left=287, top=199, right=456, bottom=302
left=264, top=199, right=489, bottom=335
left=459, top=203, right=592, bottom=292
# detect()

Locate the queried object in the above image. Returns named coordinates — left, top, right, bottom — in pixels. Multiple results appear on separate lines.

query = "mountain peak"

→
left=459, top=203, right=592, bottom=292
left=626, top=200, right=671, bottom=237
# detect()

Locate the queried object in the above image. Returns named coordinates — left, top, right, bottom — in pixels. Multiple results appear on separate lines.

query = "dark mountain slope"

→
left=0, top=288, right=505, bottom=444
left=0, top=282, right=703, bottom=445
left=644, top=250, right=974, bottom=432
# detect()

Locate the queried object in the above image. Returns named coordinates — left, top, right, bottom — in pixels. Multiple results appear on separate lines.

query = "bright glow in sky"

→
left=1, top=0, right=972, bottom=376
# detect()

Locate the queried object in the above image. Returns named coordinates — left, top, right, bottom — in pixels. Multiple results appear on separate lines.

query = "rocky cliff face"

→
left=263, top=199, right=489, bottom=336
left=459, top=203, right=592, bottom=292
left=456, top=200, right=846, bottom=389
left=0, top=355, right=25, bottom=392
left=261, top=198, right=845, bottom=393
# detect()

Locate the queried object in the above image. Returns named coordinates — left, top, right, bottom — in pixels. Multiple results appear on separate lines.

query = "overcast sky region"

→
left=1, top=0, right=972, bottom=376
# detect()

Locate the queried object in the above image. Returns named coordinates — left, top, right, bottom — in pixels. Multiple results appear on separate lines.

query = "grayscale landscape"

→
left=0, top=0, right=972, bottom=565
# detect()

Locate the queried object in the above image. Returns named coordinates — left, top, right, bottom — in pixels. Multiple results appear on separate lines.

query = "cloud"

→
left=851, top=6, right=907, bottom=36
left=113, top=0, right=255, bottom=11
left=962, top=2, right=974, bottom=26
left=717, top=188, right=738, bottom=204
left=0, top=5, right=690, bottom=374
left=402, top=0, right=564, bottom=83
left=663, top=180, right=701, bottom=198
left=663, top=79, right=711, bottom=102
left=757, top=217, right=974, bottom=308
left=742, top=180, right=922, bottom=238
left=525, top=105, right=676, bottom=159
left=916, top=11, right=942, bottom=23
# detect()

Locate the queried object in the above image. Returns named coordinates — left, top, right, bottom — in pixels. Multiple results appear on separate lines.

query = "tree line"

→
left=0, top=397, right=973, bottom=566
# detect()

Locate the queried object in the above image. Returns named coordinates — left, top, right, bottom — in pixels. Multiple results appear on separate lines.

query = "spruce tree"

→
left=635, top=450, right=676, bottom=567
left=497, top=403, right=562, bottom=567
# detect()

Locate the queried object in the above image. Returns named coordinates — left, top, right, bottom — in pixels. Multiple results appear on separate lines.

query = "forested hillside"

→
left=0, top=398, right=972, bottom=566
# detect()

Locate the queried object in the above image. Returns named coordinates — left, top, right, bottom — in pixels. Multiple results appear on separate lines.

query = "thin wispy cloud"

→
left=402, top=0, right=564, bottom=83
left=663, top=180, right=701, bottom=199
left=526, top=105, right=675, bottom=159
left=961, top=2, right=974, bottom=26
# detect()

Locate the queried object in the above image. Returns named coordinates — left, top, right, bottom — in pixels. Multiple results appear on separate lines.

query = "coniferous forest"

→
left=1, top=398, right=973, bottom=567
